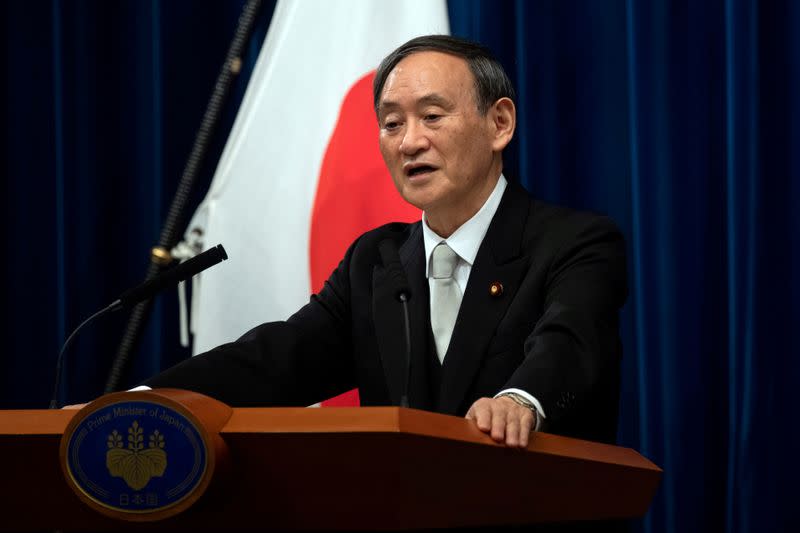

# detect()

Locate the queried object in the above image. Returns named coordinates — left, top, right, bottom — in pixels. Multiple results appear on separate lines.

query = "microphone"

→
left=49, top=244, right=228, bottom=408
left=378, top=240, right=413, bottom=408
left=113, top=244, right=228, bottom=311
left=378, top=239, right=411, bottom=302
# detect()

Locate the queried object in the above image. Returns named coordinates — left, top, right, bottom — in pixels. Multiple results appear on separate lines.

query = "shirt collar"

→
left=422, top=175, right=507, bottom=278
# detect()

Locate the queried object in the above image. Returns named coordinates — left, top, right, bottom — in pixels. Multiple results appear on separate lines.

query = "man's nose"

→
left=399, top=121, right=430, bottom=155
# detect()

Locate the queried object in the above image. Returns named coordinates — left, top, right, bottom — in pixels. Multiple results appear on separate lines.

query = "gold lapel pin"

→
left=489, top=281, right=503, bottom=297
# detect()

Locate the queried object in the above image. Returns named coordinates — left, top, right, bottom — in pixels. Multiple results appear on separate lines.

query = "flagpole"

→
left=103, top=0, right=264, bottom=394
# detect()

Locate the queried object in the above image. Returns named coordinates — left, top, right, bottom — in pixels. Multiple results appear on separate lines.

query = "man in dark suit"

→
left=146, top=35, right=626, bottom=447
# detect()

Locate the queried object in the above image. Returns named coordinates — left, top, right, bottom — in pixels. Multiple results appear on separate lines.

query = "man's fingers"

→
left=466, top=399, right=492, bottom=431
left=490, top=408, right=507, bottom=442
left=505, top=416, right=520, bottom=447
left=466, top=397, right=537, bottom=448
left=516, top=410, right=534, bottom=448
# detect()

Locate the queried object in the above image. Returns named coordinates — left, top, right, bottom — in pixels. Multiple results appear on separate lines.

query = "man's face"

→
left=377, top=51, right=502, bottom=223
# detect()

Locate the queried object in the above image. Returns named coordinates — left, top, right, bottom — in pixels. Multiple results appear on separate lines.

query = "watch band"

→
left=498, top=391, right=537, bottom=413
left=497, top=392, right=542, bottom=432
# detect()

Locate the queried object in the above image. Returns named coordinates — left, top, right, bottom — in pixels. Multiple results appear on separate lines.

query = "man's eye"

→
left=384, top=121, right=400, bottom=130
left=424, top=114, right=441, bottom=122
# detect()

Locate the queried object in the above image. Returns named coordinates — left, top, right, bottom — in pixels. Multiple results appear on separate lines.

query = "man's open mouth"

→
left=406, top=165, right=436, bottom=177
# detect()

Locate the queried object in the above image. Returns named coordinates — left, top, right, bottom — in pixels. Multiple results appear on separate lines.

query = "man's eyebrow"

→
left=416, top=93, right=453, bottom=109
left=377, top=100, right=400, bottom=116
left=378, top=93, right=454, bottom=116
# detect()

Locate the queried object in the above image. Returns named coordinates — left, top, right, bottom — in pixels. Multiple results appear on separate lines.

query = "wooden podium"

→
left=0, top=391, right=661, bottom=531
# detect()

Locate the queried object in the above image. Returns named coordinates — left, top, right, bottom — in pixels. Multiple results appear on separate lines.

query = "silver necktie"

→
left=430, top=242, right=463, bottom=363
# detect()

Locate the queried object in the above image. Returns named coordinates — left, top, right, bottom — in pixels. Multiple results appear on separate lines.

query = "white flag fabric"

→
left=185, top=0, right=450, bottom=375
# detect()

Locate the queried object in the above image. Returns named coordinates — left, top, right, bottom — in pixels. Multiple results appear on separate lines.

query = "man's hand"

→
left=61, top=403, right=87, bottom=410
left=465, top=396, right=537, bottom=448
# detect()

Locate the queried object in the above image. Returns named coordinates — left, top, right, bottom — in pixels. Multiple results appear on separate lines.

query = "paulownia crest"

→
left=106, top=421, right=167, bottom=490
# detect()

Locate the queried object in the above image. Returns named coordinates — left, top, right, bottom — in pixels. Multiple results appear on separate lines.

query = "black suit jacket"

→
left=146, top=182, right=627, bottom=443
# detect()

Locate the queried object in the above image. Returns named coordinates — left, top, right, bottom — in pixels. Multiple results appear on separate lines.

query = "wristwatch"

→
left=498, top=391, right=539, bottom=427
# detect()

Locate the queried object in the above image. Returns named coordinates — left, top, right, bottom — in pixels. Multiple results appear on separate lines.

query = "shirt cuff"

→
left=495, top=388, right=546, bottom=431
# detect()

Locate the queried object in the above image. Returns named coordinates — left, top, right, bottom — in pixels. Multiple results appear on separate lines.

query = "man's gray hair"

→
left=373, top=34, right=516, bottom=116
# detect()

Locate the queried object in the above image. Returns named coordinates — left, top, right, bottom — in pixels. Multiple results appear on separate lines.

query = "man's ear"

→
left=488, top=97, right=516, bottom=152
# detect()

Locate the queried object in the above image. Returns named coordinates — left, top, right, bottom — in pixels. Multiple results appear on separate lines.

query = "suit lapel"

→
left=372, top=224, right=429, bottom=407
left=437, top=184, right=532, bottom=415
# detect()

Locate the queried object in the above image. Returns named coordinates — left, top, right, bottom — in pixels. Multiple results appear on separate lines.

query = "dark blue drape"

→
left=3, top=1, right=798, bottom=532
left=2, top=0, right=273, bottom=406
left=450, top=1, right=800, bottom=531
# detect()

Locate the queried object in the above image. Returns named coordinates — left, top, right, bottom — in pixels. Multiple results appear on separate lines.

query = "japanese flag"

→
left=183, top=0, right=450, bottom=405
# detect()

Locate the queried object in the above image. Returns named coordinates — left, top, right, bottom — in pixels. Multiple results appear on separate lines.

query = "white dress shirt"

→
left=422, top=175, right=546, bottom=428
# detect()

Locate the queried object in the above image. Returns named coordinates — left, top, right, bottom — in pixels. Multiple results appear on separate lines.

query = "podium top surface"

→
left=1, top=405, right=662, bottom=530
left=0, top=406, right=658, bottom=473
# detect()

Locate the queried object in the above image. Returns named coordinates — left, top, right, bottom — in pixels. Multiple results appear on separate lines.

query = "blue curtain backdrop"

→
left=2, top=1, right=798, bottom=532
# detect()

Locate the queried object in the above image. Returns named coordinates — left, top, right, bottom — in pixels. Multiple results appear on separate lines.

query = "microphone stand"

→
left=399, top=292, right=412, bottom=408
left=49, top=303, right=118, bottom=409
left=52, top=246, right=227, bottom=408
left=100, top=0, right=263, bottom=396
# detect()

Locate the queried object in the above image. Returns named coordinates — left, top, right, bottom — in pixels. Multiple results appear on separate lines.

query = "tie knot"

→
left=431, top=242, right=459, bottom=279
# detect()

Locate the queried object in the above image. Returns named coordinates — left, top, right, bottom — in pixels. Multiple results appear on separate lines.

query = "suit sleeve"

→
left=502, top=215, right=627, bottom=441
left=143, top=240, right=361, bottom=407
